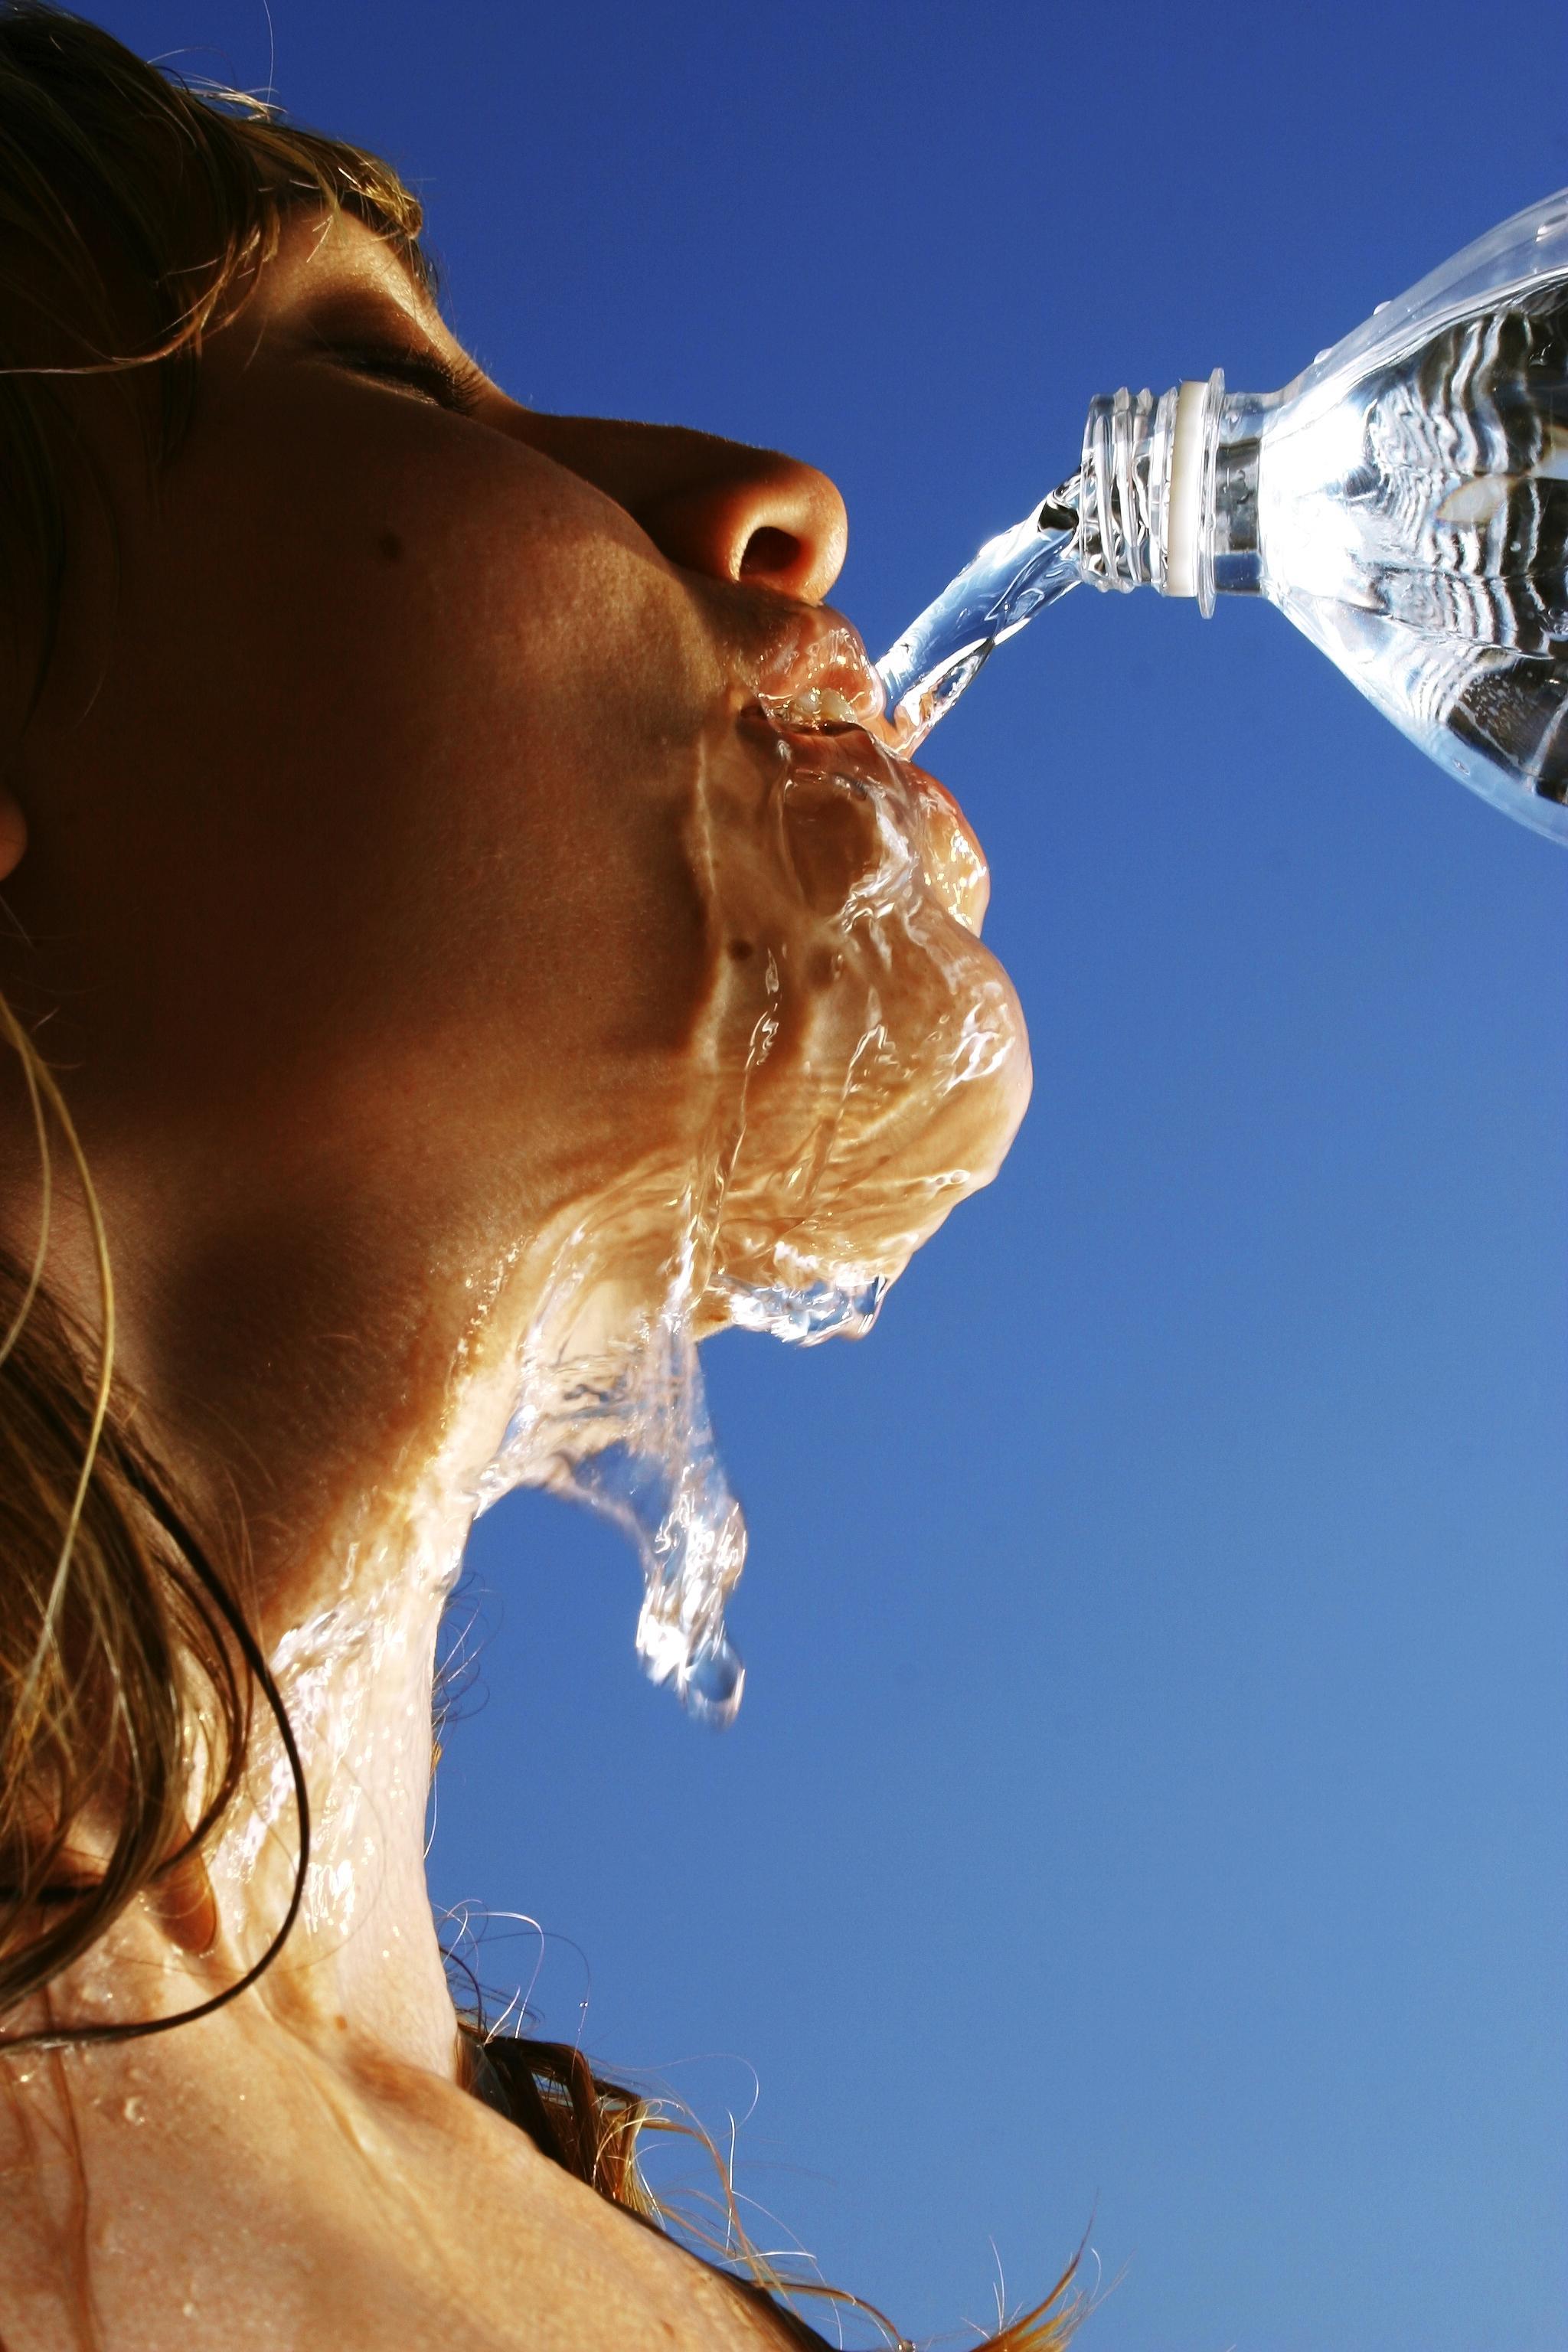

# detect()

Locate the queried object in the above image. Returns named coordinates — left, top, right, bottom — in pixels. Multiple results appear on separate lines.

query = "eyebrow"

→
left=295, top=252, right=461, bottom=363
left=378, top=242, right=443, bottom=325
left=287, top=206, right=444, bottom=325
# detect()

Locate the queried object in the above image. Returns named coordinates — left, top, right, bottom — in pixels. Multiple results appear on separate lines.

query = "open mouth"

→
left=747, top=694, right=991, bottom=936
left=737, top=608, right=992, bottom=936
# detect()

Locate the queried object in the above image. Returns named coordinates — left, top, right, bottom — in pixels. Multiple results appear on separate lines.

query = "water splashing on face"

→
left=472, top=617, right=1030, bottom=1724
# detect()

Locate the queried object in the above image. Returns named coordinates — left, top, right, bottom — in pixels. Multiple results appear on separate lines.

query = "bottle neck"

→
left=1074, top=371, right=1272, bottom=613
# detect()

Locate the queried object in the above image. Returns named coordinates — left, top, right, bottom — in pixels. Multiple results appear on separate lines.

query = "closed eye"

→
left=324, top=339, right=486, bottom=414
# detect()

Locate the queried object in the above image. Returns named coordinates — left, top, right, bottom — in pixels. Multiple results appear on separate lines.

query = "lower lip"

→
left=756, top=712, right=989, bottom=934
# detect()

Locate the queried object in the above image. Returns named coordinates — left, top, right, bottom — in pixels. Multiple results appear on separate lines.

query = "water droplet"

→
left=717, top=1274, right=887, bottom=1345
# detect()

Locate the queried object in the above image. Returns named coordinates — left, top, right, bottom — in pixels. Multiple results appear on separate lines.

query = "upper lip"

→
left=745, top=602, right=890, bottom=737
left=734, top=599, right=992, bottom=933
left=743, top=665, right=989, bottom=939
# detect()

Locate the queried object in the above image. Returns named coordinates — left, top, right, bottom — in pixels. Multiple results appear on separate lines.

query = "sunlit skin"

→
left=0, top=211, right=1029, bottom=2349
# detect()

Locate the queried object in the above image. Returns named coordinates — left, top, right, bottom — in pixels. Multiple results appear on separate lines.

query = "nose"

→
left=505, top=411, right=848, bottom=605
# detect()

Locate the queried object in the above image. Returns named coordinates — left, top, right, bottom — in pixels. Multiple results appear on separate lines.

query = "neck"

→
left=208, top=1461, right=472, bottom=2075
left=25, top=1163, right=697, bottom=2087
left=36, top=1368, right=489, bottom=2085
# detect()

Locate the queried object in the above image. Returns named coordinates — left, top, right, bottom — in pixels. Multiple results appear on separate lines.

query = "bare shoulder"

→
left=0, top=2038, right=793, bottom=2352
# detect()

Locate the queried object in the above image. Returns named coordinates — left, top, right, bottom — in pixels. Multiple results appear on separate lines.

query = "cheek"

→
left=41, top=378, right=727, bottom=1163
left=325, top=429, right=722, bottom=1058
left=358, top=523, right=722, bottom=1073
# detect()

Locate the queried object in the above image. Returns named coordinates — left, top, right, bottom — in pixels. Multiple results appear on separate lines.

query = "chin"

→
left=706, top=925, right=1031, bottom=1334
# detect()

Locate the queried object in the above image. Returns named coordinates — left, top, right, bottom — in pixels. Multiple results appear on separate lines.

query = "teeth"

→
left=764, top=686, right=864, bottom=730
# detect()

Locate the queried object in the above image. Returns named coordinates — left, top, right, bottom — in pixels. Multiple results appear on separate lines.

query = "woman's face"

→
left=8, top=207, right=1029, bottom=1386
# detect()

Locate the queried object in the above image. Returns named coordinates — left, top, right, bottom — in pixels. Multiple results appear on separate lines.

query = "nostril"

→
left=738, top=525, right=802, bottom=580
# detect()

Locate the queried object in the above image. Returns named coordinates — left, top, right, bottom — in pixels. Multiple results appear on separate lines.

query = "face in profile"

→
left=0, top=42, right=1050, bottom=2346
left=13, top=203, right=1030, bottom=1421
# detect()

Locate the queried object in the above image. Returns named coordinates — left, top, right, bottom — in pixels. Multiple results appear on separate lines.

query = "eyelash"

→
left=335, top=342, right=480, bottom=413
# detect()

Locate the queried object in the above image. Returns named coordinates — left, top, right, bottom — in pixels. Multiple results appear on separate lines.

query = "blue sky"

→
left=101, top=5, right=1567, bottom=2345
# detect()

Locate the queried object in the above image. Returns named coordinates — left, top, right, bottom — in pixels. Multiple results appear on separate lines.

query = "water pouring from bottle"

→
left=878, top=187, right=1568, bottom=845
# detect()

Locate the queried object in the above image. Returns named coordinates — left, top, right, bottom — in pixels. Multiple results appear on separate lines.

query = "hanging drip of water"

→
left=877, top=185, right=1568, bottom=844
left=491, top=1252, right=890, bottom=1730
left=469, top=1185, right=740, bottom=1724
left=536, top=1219, right=753, bottom=1727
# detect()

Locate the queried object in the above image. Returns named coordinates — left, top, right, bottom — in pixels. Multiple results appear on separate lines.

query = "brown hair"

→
left=0, top=11, right=1083, bottom=2344
left=0, top=0, right=422, bottom=2037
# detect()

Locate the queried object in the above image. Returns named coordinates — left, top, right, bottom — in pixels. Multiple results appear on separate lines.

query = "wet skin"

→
left=0, top=210, right=1029, bottom=2349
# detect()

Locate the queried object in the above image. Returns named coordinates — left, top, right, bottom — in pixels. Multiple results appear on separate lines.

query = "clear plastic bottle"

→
left=879, top=189, right=1568, bottom=844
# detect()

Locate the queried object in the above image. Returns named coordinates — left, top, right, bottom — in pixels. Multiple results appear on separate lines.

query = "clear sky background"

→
left=98, top=5, right=1567, bottom=2345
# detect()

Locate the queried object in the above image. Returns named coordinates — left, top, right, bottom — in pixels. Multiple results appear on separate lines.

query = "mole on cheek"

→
left=377, top=531, right=404, bottom=564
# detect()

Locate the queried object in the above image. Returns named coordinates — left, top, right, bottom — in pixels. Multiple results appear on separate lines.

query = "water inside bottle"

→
left=1256, top=280, right=1568, bottom=835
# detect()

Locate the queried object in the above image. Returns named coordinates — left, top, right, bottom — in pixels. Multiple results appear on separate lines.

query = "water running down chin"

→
left=472, top=622, right=1031, bottom=1722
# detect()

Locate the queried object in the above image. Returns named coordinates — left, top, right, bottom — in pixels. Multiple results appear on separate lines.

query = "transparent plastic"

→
left=879, top=188, right=1568, bottom=844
